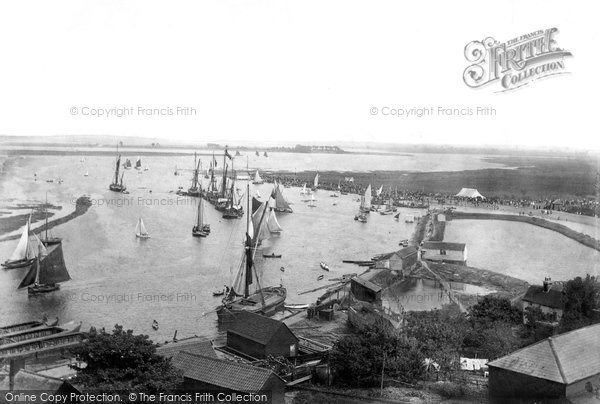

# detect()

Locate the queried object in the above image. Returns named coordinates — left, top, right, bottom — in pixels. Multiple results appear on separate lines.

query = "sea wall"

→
left=448, top=211, right=600, bottom=252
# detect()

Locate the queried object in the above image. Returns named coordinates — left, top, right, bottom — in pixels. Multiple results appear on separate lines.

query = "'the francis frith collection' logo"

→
left=463, top=28, right=572, bottom=92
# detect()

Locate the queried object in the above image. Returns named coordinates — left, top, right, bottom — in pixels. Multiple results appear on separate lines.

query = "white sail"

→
left=9, top=221, right=31, bottom=261
left=28, top=233, right=47, bottom=259
left=377, top=186, right=383, bottom=197
left=363, top=184, right=372, bottom=210
left=136, top=218, right=148, bottom=236
left=267, top=209, right=283, bottom=233
left=300, top=183, right=307, bottom=195
left=313, top=173, right=319, bottom=188
left=254, top=170, right=262, bottom=183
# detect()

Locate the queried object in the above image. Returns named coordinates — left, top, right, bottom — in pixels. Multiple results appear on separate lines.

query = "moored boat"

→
left=263, top=253, right=282, bottom=259
left=135, top=217, right=150, bottom=238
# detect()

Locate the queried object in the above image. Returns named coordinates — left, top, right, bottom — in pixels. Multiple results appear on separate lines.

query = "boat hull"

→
left=28, top=283, right=60, bottom=295
left=216, top=286, right=286, bottom=323
left=109, top=184, right=127, bottom=192
left=2, top=258, right=35, bottom=270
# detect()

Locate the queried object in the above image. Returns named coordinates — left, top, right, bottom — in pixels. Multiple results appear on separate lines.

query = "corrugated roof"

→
left=172, top=352, right=276, bottom=391
left=156, top=338, right=217, bottom=359
left=225, top=311, right=296, bottom=346
left=522, top=285, right=564, bottom=309
left=351, top=276, right=383, bottom=293
left=488, top=323, right=600, bottom=384
left=422, top=241, right=466, bottom=251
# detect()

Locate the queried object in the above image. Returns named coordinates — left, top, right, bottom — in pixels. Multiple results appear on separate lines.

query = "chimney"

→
left=543, top=277, right=553, bottom=293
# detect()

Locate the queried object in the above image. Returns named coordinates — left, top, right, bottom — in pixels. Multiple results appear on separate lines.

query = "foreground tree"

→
left=560, top=275, right=600, bottom=333
left=330, top=319, right=424, bottom=387
left=71, top=325, right=183, bottom=393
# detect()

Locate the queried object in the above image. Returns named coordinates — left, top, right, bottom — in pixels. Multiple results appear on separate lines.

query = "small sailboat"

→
left=308, top=195, right=317, bottom=207
left=272, top=183, right=293, bottom=213
left=264, top=151, right=268, bottom=157
left=135, top=217, right=150, bottom=239
left=144, top=164, right=149, bottom=171
left=235, top=150, right=242, bottom=156
left=109, top=145, right=127, bottom=192
left=2, top=217, right=46, bottom=269
left=255, top=151, right=260, bottom=157
left=192, top=199, right=210, bottom=237
left=84, top=171, right=89, bottom=177
left=266, top=209, right=283, bottom=233
left=123, top=159, right=132, bottom=169
left=359, top=184, right=372, bottom=213
left=152, top=320, right=159, bottom=330
left=80, top=156, right=85, bottom=163
left=311, top=173, right=319, bottom=191
left=135, top=157, right=142, bottom=170
left=320, top=262, right=329, bottom=271
left=252, top=170, right=264, bottom=185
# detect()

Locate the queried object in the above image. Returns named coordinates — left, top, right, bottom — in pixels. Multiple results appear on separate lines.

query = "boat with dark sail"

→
left=235, top=150, right=242, bottom=156
left=2, top=217, right=47, bottom=269
left=192, top=198, right=210, bottom=237
left=18, top=243, right=70, bottom=295
left=135, top=156, right=142, bottom=170
left=255, top=151, right=260, bottom=157
left=123, top=158, right=132, bottom=169
left=264, top=151, right=268, bottom=157
left=109, top=146, right=127, bottom=192
left=272, top=182, right=293, bottom=213
left=186, top=152, right=203, bottom=197
left=220, top=149, right=244, bottom=219
left=216, top=184, right=286, bottom=323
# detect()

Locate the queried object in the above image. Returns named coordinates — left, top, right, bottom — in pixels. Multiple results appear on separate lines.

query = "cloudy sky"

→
left=0, top=1, right=597, bottom=149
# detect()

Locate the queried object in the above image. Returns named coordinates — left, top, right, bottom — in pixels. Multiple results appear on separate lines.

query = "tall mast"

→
left=45, top=193, right=48, bottom=241
left=244, top=183, right=251, bottom=297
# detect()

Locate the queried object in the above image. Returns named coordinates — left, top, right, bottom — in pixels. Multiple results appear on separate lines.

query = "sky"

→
left=0, top=1, right=597, bottom=150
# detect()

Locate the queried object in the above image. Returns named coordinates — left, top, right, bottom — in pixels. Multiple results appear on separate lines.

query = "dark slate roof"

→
left=172, top=352, right=278, bottom=391
left=226, top=311, right=297, bottom=345
left=488, top=323, right=600, bottom=384
left=397, top=246, right=418, bottom=259
left=0, top=370, right=66, bottom=391
left=522, top=285, right=564, bottom=309
left=422, top=241, right=466, bottom=251
left=156, top=338, right=217, bottom=359
left=351, top=276, right=383, bottom=293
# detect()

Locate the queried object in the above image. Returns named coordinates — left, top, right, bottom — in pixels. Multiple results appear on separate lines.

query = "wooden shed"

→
left=350, top=276, right=382, bottom=303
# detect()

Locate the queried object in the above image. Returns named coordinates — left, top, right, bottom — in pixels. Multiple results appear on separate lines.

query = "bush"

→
left=432, top=381, right=465, bottom=398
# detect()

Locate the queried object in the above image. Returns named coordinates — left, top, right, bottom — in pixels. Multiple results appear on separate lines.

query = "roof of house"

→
left=156, top=338, right=217, bottom=359
left=397, top=246, right=418, bottom=259
left=422, top=241, right=467, bottom=252
left=488, top=323, right=600, bottom=384
left=172, top=352, right=279, bottom=391
left=522, top=285, right=565, bottom=309
left=351, top=276, right=383, bottom=293
left=226, top=311, right=297, bottom=346
left=0, top=370, right=70, bottom=391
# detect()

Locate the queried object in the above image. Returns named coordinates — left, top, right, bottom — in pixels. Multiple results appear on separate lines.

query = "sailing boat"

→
left=135, top=157, right=142, bottom=170
left=311, top=173, right=319, bottom=191
left=187, top=152, right=202, bottom=197
left=18, top=243, right=70, bottom=295
left=123, top=159, right=132, bottom=169
left=264, top=151, right=268, bottom=157
left=252, top=170, right=264, bottom=185
left=272, top=183, right=293, bottom=213
left=235, top=150, right=242, bottom=156
left=266, top=209, right=283, bottom=233
left=300, top=183, right=311, bottom=195
left=144, top=164, right=149, bottom=171
left=135, top=217, right=150, bottom=238
left=40, top=195, right=61, bottom=246
left=109, top=145, right=127, bottom=192
left=360, top=184, right=372, bottom=213
left=192, top=198, right=210, bottom=237
left=308, top=195, right=317, bottom=207
left=2, top=217, right=46, bottom=269
left=255, top=151, right=260, bottom=157
left=84, top=170, right=89, bottom=177
left=216, top=184, right=286, bottom=323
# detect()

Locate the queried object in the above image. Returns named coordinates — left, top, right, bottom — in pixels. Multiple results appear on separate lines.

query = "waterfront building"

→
left=225, top=311, right=299, bottom=359
left=350, top=276, right=382, bottom=303
left=375, top=246, right=418, bottom=273
left=420, top=241, right=467, bottom=265
left=0, top=369, right=81, bottom=397
left=172, top=351, right=285, bottom=402
left=488, top=323, right=600, bottom=401
left=156, top=338, right=217, bottom=359
left=522, top=278, right=564, bottom=324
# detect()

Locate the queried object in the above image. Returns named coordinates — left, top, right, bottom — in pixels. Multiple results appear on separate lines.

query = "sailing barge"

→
left=216, top=185, right=286, bottom=323
left=109, top=145, right=127, bottom=193
left=18, top=242, right=71, bottom=295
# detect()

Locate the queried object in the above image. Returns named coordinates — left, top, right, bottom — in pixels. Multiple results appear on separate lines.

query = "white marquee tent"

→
left=456, top=188, right=485, bottom=199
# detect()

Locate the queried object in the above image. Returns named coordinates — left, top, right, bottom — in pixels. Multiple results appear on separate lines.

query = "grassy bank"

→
left=448, top=210, right=600, bottom=252
left=0, top=196, right=92, bottom=241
